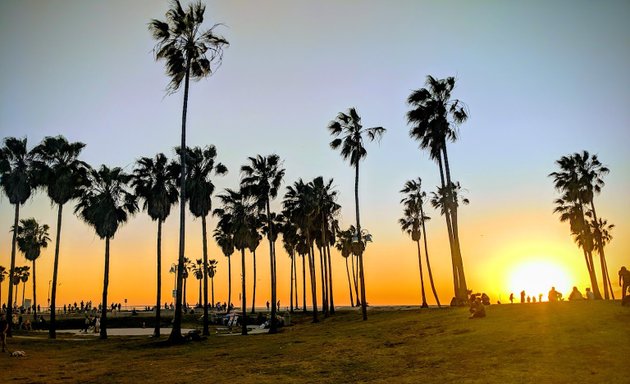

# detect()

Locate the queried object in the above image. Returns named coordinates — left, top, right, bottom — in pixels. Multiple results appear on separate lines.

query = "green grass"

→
left=4, top=301, right=629, bottom=383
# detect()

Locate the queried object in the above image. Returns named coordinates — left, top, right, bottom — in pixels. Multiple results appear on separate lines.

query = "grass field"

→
left=3, top=301, right=629, bottom=383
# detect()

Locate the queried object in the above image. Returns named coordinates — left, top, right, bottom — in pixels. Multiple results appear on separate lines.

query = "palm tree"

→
left=240, top=154, right=285, bottom=332
left=11, top=266, right=24, bottom=306
left=335, top=228, right=354, bottom=307
left=19, top=266, right=30, bottom=308
left=74, top=165, right=138, bottom=339
left=0, top=266, right=7, bottom=307
left=182, top=257, right=192, bottom=307
left=0, top=137, right=36, bottom=335
left=213, top=225, right=234, bottom=311
left=192, top=258, right=204, bottom=307
left=407, top=76, right=469, bottom=304
left=132, top=153, right=178, bottom=337
left=31, top=135, right=88, bottom=338
left=16, top=218, right=50, bottom=319
left=590, top=217, right=615, bottom=299
left=179, top=145, right=227, bottom=335
left=207, top=259, right=218, bottom=307
left=150, top=0, right=228, bottom=344
left=400, top=178, right=440, bottom=307
left=214, top=188, right=256, bottom=335
left=247, top=218, right=262, bottom=314
left=328, top=108, right=385, bottom=320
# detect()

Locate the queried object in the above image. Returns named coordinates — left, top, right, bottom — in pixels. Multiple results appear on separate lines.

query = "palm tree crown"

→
left=149, top=0, right=229, bottom=93
left=132, top=153, right=179, bottom=222
left=328, top=108, right=385, bottom=166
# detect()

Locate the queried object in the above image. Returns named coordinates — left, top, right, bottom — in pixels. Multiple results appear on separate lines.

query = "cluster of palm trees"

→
left=550, top=151, right=615, bottom=300
left=406, top=75, right=471, bottom=305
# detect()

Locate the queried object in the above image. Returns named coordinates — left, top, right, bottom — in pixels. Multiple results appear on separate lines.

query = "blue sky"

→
left=1, top=1, right=628, bottom=306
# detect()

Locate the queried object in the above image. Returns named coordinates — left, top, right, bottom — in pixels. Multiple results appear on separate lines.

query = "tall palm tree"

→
left=74, top=165, right=137, bottom=339
left=150, top=0, right=228, bottom=344
left=328, top=107, right=385, bottom=320
left=0, top=266, right=7, bottom=307
left=407, top=76, right=469, bottom=304
left=207, top=259, right=218, bottom=307
left=240, top=154, right=285, bottom=333
left=590, top=217, right=615, bottom=299
left=16, top=218, right=50, bottom=319
left=31, top=135, right=88, bottom=338
left=0, top=137, right=36, bottom=335
left=178, top=145, right=227, bottom=334
left=400, top=178, right=440, bottom=307
left=214, top=188, right=256, bottom=335
left=132, top=153, right=178, bottom=337
left=213, top=225, right=234, bottom=311
left=10, top=266, right=24, bottom=306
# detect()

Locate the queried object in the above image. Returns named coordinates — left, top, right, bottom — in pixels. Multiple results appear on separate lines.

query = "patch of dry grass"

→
left=3, top=301, right=628, bottom=383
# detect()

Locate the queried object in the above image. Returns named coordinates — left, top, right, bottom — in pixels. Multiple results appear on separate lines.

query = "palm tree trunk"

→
left=589, top=203, right=611, bottom=300
left=202, top=215, right=210, bottom=335
left=240, top=248, right=247, bottom=336
left=100, top=237, right=110, bottom=339
left=345, top=257, right=354, bottom=307
left=352, top=255, right=360, bottom=306
left=7, top=203, right=20, bottom=337
left=198, top=278, right=202, bottom=307
left=169, top=56, right=192, bottom=344
left=583, top=248, right=602, bottom=299
left=436, top=155, right=460, bottom=303
left=22, top=280, right=26, bottom=308
left=31, top=260, right=37, bottom=319
left=327, top=244, right=335, bottom=314
left=441, top=146, right=468, bottom=302
left=154, top=219, right=162, bottom=337
left=290, top=252, right=294, bottom=312
left=227, top=256, right=232, bottom=311
left=318, top=246, right=328, bottom=315
left=251, top=249, right=257, bottom=314
left=266, top=200, right=278, bottom=334
left=307, top=241, right=319, bottom=323
left=301, top=253, right=306, bottom=312
left=211, top=276, right=215, bottom=307
left=49, top=202, right=64, bottom=338
left=294, top=253, right=299, bottom=310
left=416, top=240, right=428, bottom=308
left=419, top=207, right=440, bottom=307
left=354, top=162, right=368, bottom=320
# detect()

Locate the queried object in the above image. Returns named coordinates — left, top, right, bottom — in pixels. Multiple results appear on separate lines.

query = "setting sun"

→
left=507, top=259, right=573, bottom=301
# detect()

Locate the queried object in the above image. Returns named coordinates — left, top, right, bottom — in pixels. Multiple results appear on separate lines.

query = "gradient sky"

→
left=1, top=1, right=628, bottom=308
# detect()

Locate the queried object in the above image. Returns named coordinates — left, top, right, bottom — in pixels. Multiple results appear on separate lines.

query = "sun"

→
left=507, top=259, right=572, bottom=301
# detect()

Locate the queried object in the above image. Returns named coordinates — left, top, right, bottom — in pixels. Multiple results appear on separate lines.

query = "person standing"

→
left=0, top=313, right=8, bottom=353
left=619, top=267, right=630, bottom=300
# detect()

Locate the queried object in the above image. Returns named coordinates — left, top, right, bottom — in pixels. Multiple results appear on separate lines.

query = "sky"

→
left=0, top=0, right=628, bottom=309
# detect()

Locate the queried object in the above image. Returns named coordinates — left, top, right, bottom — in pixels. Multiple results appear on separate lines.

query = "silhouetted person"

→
left=0, top=313, right=8, bottom=352
left=538, top=294, right=543, bottom=303
left=469, top=297, right=486, bottom=319
left=520, top=290, right=525, bottom=303
left=527, top=296, right=531, bottom=303
left=568, top=286, right=584, bottom=301
left=548, top=287, right=561, bottom=302
left=481, top=293, right=490, bottom=306
left=585, top=287, right=594, bottom=300
left=619, top=267, right=630, bottom=300
left=532, top=296, right=537, bottom=303
left=509, top=293, right=514, bottom=304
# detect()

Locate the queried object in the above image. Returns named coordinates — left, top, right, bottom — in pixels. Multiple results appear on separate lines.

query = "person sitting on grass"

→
left=548, top=287, right=562, bottom=302
left=469, top=297, right=486, bottom=319
left=568, top=286, right=584, bottom=301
